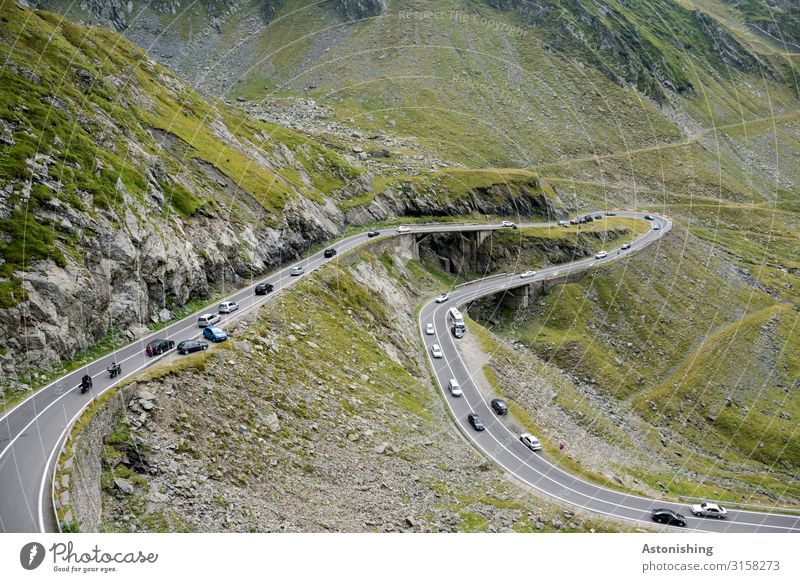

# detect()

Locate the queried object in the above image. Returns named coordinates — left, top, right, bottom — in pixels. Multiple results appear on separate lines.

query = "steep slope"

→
left=0, top=3, right=365, bottom=391
left=57, top=246, right=631, bottom=533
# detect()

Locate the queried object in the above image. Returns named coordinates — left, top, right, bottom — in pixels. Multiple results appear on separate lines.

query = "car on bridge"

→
left=255, top=282, right=274, bottom=295
left=435, top=293, right=449, bottom=303
left=651, top=508, right=687, bottom=527
left=520, top=270, right=536, bottom=278
left=218, top=301, right=239, bottom=313
left=367, top=231, right=381, bottom=238
left=520, top=433, right=542, bottom=451
left=177, top=340, right=208, bottom=355
left=324, top=248, right=337, bottom=258
left=290, top=266, right=304, bottom=276
left=691, top=502, right=727, bottom=519
left=397, top=225, right=411, bottom=233
left=595, top=251, right=608, bottom=259
left=500, top=220, right=516, bottom=228
left=468, top=413, right=485, bottom=431
left=203, top=326, right=228, bottom=343
left=430, top=344, right=443, bottom=358
left=425, top=323, right=435, bottom=335
left=621, top=243, right=631, bottom=250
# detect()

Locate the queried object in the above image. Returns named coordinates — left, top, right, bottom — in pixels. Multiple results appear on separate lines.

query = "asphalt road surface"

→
left=1, top=212, right=797, bottom=532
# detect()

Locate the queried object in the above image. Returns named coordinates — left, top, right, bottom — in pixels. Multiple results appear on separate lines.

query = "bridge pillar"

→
left=500, top=285, right=530, bottom=310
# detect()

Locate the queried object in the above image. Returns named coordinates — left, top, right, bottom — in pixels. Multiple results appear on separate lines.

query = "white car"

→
left=290, top=266, right=304, bottom=276
left=691, top=502, right=727, bottom=519
left=397, top=225, right=411, bottom=233
left=520, top=433, right=542, bottom=451
left=595, top=250, right=608, bottom=259
left=425, top=323, right=435, bottom=335
left=520, top=271, right=536, bottom=279
left=621, top=243, right=632, bottom=250
left=197, top=313, right=221, bottom=327
left=430, top=344, right=443, bottom=359
left=501, top=220, right=515, bottom=228
left=218, top=301, right=239, bottom=314
left=435, top=293, right=449, bottom=303
left=653, top=224, right=661, bottom=230
left=448, top=379, right=462, bottom=397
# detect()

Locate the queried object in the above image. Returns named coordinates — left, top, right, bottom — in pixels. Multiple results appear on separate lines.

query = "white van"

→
left=447, top=307, right=465, bottom=330
left=198, top=313, right=221, bottom=327
left=448, top=379, right=462, bottom=397
left=218, top=301, right=239, bottom=314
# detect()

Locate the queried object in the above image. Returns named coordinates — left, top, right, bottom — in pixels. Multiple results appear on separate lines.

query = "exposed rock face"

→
left=336, top=0, right=386, bottom=22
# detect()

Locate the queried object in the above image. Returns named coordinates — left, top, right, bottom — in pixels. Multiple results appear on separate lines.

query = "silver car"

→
left=430, top=344, right=444, bottom=358
left=290, top=266, right=304, bottom=276
left=425, top=323, right=435, bottom=335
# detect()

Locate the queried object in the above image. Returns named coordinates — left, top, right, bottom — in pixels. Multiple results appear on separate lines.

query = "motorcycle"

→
left=106, top=363, right=122, bottom=378
left=80, top=374, right=92, bottom=394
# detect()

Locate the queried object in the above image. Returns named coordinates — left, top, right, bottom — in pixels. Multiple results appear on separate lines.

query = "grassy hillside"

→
left=0, top=2, right=360, bottom=308
left=470, top=224, right=800, bottom=502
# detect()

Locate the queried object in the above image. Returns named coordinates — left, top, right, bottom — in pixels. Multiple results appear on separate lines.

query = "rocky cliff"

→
left=0, top=4, right=362, bottom=387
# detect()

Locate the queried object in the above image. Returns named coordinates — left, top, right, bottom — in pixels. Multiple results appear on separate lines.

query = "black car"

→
left=177, top=340, right=209, bottom=355
left=324, top=248, right=337, bottom=258
left=255, top=282, right=274, bottom=295
left=468, top=413, right=485, bottom=431
left=491, top=399, right=508, bottom=415
left=367, top=231, right=380, bottom=238
left=644, top=215, right=654, bottom=220
left=147, top=339, right=175, bottom=356
left=594, top=215, right=602, bottom=220
left=651, top=508, right=687, bottom=527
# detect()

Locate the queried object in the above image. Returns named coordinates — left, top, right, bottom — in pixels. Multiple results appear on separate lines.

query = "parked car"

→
left=290, top=266, right=304, bottom=276
left=520, top=270, right=536, bottom=278
left=324, top=248, right=337, bottom=258
left=644, top=215, right=654, bottom=220
left=594, top=215, right=602, bottom=219
left=595, top=250, right=608, bottom=259
left=197, top=313, right=221, bottom=327
left=397, top=225, right=411, bottom=233
left=218, top=301, right=239, bottom=313
left=621, top=243, right=632, bottom=250
left=430, top=344, right=444, bottom=359
left=177, top=340, right=208, bottom=355
left=520, top=433, right=542, bottom=451
left=425, top=323, right=435, bottom=335
left=501, top=220, right=516, bottom=228
left=491, top=399, right=508, bottom=415
left=651, top=508, right=687, bottom=527
left=203, top=326, right=228, bottom=343
left=367, top=231, right=381, bottom=238
left=691, top=502, right=727, bottom=519
left=255, top=282, right=274, bottom=295
left=435, top=293, right=449, bottom=303
left=146, top=339, right=175, bottom=356
left=451, top=325, right=464, bottom=339
left=448, top=379, right=462, bottom=397
left=468, top=413, right=485, bottom=431
left=558, top=220, right=570, bottom=227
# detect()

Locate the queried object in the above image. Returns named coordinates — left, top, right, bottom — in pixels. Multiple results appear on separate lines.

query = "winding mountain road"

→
left=1, top=212, right=797, bottom=533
